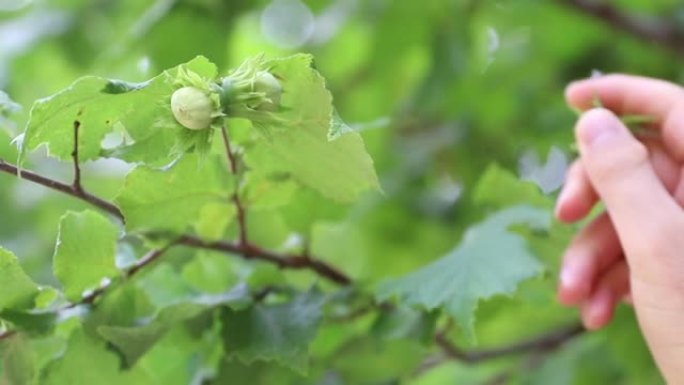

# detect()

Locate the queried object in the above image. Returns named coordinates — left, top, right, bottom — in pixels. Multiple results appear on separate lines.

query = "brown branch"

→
left=221, top=126, right=248, bottom=247
left=177, top=235, right=352, bottom=285
left=2, top=246, right=173, bottom=341
left=559, top=0, right=684, bottom=55
left=0, top=156, right=351, bottom=286
left=0, top=330, right=16, bottom=342
left=71, top=120, right=84, bottom=193
left=435, top=322, right=584, bottom=364
left=61, top=246, right=172, bottom=310
left=126, top=246, right=171, bottom=277
left=0, top=158, right=123, bottom=220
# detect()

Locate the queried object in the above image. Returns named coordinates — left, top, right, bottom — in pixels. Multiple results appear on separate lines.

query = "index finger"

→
left=566, top=74, right=684, bottom=161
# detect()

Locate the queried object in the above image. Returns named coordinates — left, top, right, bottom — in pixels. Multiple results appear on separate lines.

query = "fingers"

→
left=555, top=141, right=679, bottom=224
left=566, top=74, right=684, bottom=161
left=555, top=160, right=598, bottom=223
left=565, top=74, right=684, bottom=119
left=575, top=109, right=680, bottom=259
left=581, top=260, right=630, bottom=330
left=557, top=213, right=622, bottom=305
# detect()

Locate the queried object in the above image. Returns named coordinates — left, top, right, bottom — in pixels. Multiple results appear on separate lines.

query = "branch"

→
left=61, top=246, right=172, bottom=310
left=0, top=330, right=16, bottom=342
left=435, top=322, right=584, bottom=363
left=0, top=158, right=123, bottom=220
left=559, top=0, right=684, bottom=54
left=0, top=156, right=351, bottom=286
left=126, top=246, right=171, bottom=277
left=177, top=235, right=352, bottom=285
left=221, top=126, right=248, bottom=247
left=71, top=120, right=84, bottom=193
left=1, top=246, right=172, bottom=341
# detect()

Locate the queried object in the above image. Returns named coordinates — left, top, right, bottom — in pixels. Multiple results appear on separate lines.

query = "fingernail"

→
left=578, top=109, right=621, bottom=147
left=560, top=260, right=582, bottom=291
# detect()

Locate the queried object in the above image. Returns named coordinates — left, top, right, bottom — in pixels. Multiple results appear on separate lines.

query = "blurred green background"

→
left=1, top=0, right=682, bottom=383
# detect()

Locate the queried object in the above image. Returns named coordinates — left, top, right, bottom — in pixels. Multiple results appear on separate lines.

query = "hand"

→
left=555, top=74, right=684, bottom=384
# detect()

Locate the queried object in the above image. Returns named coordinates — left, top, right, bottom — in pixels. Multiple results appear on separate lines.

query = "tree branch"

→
left=71, top=120, right=84, bottom=193
left=177, top=235, right=352, bottom=285
left=0, top=330, right=16, bottom=342
left=559, top=0, right=684, bottom=55
left=435, top=322, right=584, bottom=364
left=61, top=246, right=173, bottom=310
left=0, top=156, right=352, bottom=286
left=221, top=126, right=248, bottom=247
left=0, top=158, right=124, bottom=220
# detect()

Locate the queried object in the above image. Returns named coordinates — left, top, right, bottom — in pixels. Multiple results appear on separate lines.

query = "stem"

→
left=176, top=235, right=352, bottom=285
left=221, top=126, right=248, bottom=247
left=435, top=323, right=584, bottom=363
left=72, top=120, right=84, bottom=193
left=0, top=330, right=16, bottom=342
left=0, top=156, right=351, bottom=286
left=61, top=246, right=173, bottom=310
left=0, top=158, right=123, bottom=220
left=126, top=246, right=172, bottom=277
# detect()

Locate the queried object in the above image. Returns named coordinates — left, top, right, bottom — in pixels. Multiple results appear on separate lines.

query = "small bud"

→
left=171, top=86, right=215, bottom=130
left=250, top=71, right=282, bottom=112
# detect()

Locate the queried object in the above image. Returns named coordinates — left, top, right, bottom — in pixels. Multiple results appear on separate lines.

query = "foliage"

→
left=0, top=0, right=678, bottom=384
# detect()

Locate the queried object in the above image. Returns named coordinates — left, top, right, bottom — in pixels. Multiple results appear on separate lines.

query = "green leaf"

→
left=22, top=77, right=125, bottom=162
left=41, top=329, right=147, bottom=385
left=371, top=305, right=438, bottom=344
left=1, top=334, right=36, bottom=385
left=473, top=164, right=551, bottom=209
left=0, top=248, right=39, bottom=311
left=84, top=284, right=156, bottom=333
left=21, top=56, right=217, bottom=165
left=0, top=310, right=57, bottom=335
left=0, top=91, right=21, bottom=116
left=33, top=288, right=59, bottom=310
left=221, top=290, right=324, bottom=373
left=53, top=210, right=120, bottom=302
left=181, top=252, right=238, bottom=294
left=99, top=284, right=250, bottom=367
left=193, top=202, right=235, bottom=241
left=115, top=154, right=234, bottom=233
left=96, top=304, right=200, bottom=368
left=97, top=321, right=166, bottom=368
left=377, top=206, right=549, bottom=337
left=245, top=54, right=380, bottom=203
left=0, top=90, right=21, bottom=131
left=135, top=263, right=197, bottom=308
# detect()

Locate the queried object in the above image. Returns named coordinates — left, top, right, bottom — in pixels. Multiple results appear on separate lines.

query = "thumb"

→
left=576, top=108, right=680, bottom=252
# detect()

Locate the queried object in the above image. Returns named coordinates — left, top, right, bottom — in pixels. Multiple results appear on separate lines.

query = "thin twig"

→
left=435, top=323, right=584, bottom=363
left=177, top=235, right=352, bottom=285
left=0, top=156, right=351, bottom=286
left=4, top=246, right=173, bottom=339
left=0, top=158, right=123, bottom=220
left=221, top=126, right=248, bottom=247
left=126, top=245, right=173, bottom=278
left=415, top=323, right=584, bottom=377
left=60, top=246, right=173, bottom=310
left=71, top=120, right=84, bottom=193
left=560, top=0, right=684, bottom=55
left=0, top=330, right=17, bottom=342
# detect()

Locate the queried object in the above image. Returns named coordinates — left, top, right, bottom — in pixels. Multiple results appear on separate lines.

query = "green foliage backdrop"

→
left=1, top=0, right=681, bottom=384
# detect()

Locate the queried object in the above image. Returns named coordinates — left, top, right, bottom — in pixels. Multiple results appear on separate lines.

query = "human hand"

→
left=555, top=74, right=684, bottom=384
